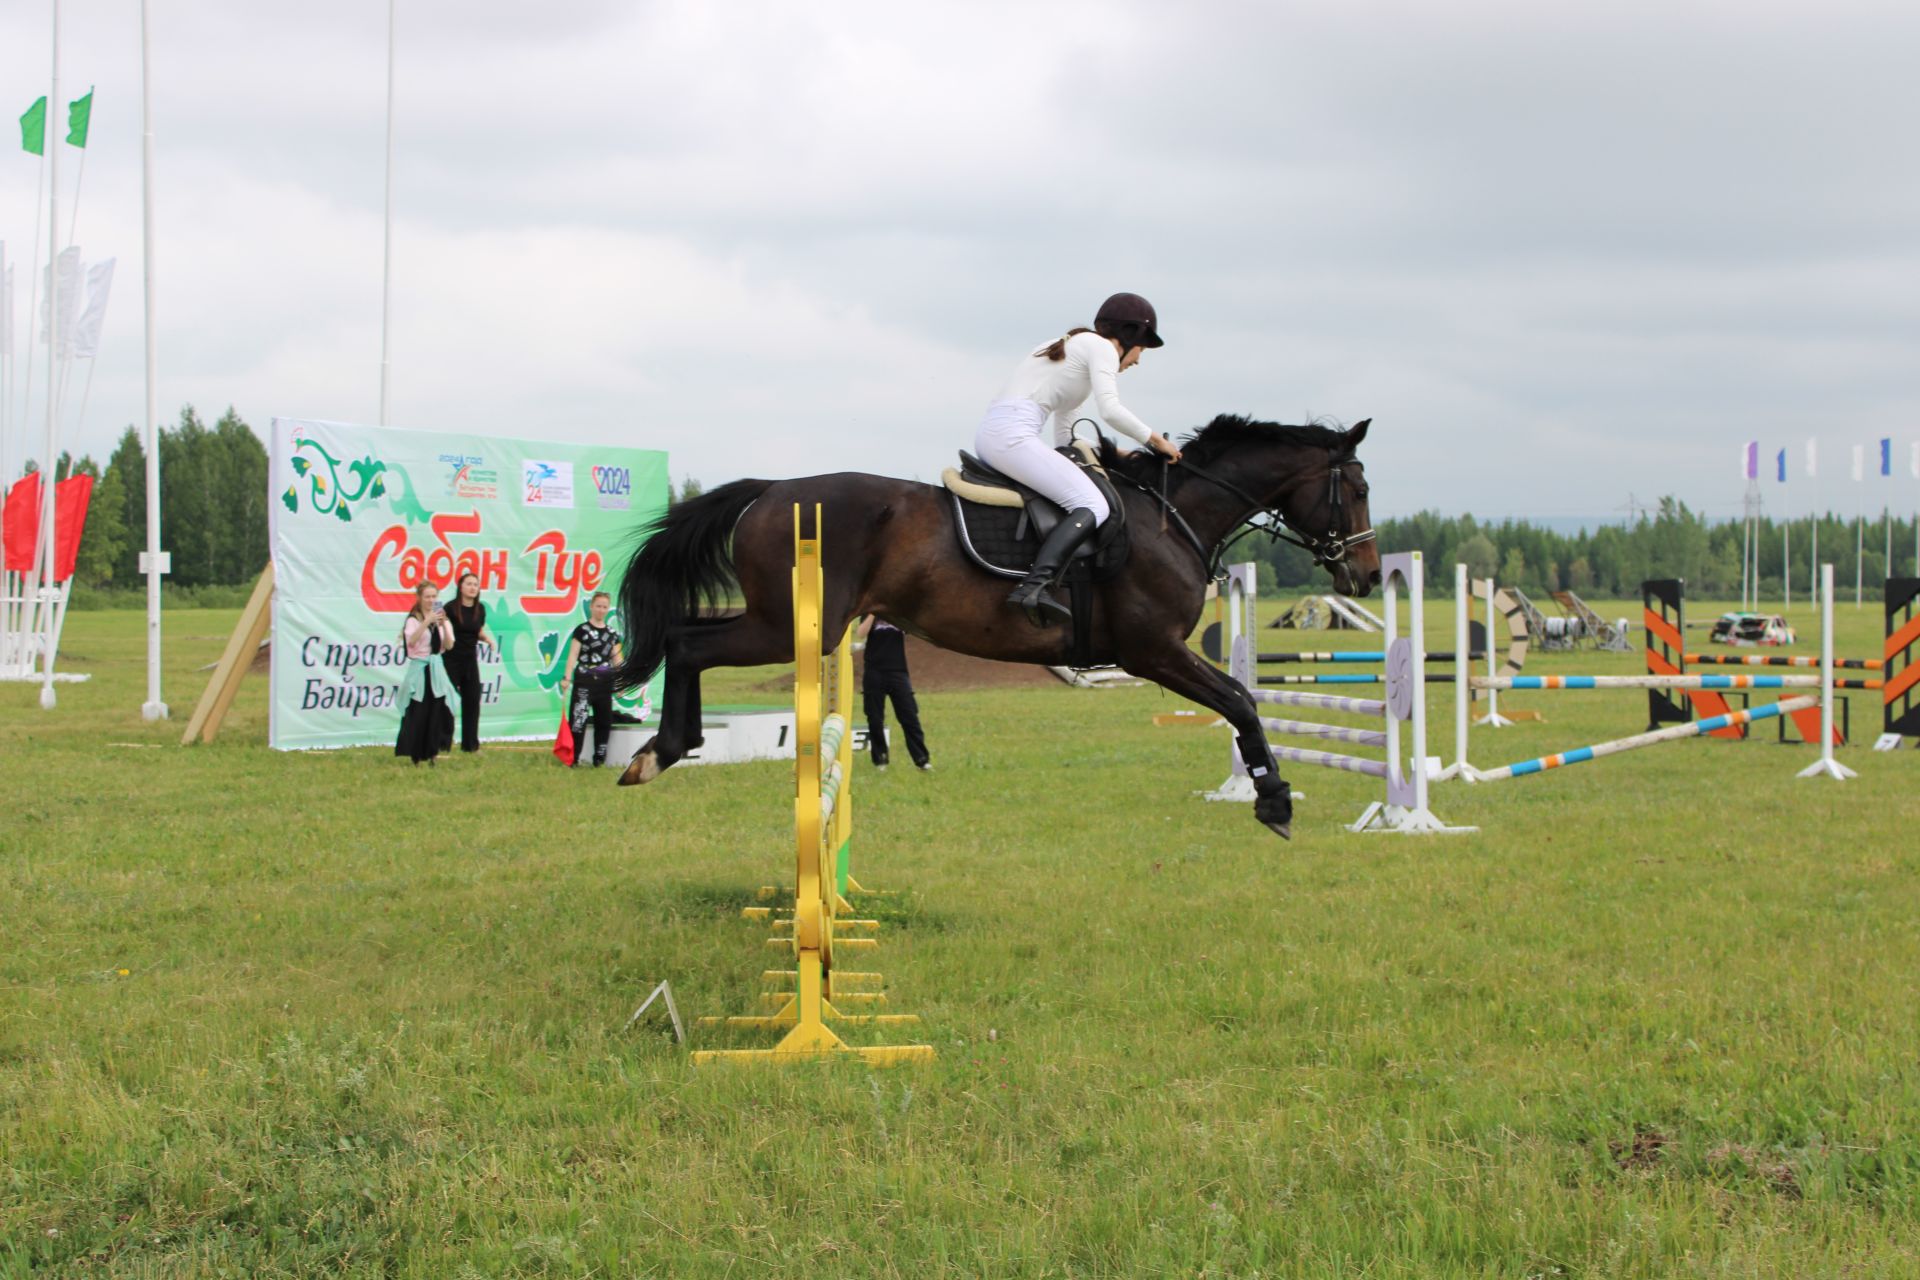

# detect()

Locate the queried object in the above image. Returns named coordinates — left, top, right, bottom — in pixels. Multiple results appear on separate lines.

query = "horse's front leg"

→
left=1122, top=641, right=1291, bottom=840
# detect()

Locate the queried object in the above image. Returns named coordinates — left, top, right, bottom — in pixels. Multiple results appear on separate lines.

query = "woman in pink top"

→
left=394, top=581, right=460, bottom=764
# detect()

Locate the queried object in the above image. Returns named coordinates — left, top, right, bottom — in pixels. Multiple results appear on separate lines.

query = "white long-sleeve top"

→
left=996, top=330, right=1154, bottom=446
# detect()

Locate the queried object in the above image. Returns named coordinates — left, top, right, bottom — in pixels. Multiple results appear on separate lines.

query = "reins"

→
left=1119, top=451, right=1377, bottom=582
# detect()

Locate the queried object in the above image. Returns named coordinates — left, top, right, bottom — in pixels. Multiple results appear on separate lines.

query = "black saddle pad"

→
left=949, top=460, right=1129, bottom=582
left=951, top=500, right=1045, bottom=580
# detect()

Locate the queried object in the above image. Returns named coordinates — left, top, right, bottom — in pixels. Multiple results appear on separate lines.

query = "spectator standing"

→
left=561, top=591, right=624, bottom=768
left=860, top=618, right=930, bottom=771
left=395, top=582, right=458, bottom=765
left=442, top=572, right=497, bottom=753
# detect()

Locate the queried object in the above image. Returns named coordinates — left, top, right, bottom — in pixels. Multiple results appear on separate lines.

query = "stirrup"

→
left=1008, top=578, right=1070, bottom=628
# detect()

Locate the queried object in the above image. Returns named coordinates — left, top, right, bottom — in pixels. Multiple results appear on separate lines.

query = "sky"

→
left=2, top=0, right=1917, bottom=521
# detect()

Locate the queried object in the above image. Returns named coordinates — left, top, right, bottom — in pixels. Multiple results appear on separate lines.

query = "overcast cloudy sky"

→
left=3, top=0, right=1916, bottom=520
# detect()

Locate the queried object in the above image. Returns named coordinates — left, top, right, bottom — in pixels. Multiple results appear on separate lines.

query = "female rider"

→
left=976, top=292, right=1183, bottom=626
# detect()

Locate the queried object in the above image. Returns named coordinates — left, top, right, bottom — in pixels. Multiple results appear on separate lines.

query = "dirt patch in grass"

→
left=757, top=635, right=1062, bottom=694
left=1610, top=1128, right=1669, bottom=1171
left=1707, top=1142, right=1803, bottom=1198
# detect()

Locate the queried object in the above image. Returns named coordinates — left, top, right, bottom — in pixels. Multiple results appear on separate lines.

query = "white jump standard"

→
left=1799, top=564, right=1858, bottom=780
left=1209, top=552, right=1471, bottom=834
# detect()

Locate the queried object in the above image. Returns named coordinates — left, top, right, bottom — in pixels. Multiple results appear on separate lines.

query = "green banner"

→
left=268, top=417, right=668, bottom=750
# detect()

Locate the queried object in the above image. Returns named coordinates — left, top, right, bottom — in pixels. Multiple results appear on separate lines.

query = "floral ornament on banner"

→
left=282, top=435, right=388, bottom=523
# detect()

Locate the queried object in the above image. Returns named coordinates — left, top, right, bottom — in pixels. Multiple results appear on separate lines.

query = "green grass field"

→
left=4, top=598, right=1917, bottom=1277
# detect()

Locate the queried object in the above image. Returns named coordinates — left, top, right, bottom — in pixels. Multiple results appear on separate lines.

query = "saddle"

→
left=941, top=441, right=1130, bottom=583
left=941, top=442, right=1130, bottom=668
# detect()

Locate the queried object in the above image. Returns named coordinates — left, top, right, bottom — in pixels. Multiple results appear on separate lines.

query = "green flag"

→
left=67, top=89, right=92, bottom=148
left=20, top=96, right=46, bottom=155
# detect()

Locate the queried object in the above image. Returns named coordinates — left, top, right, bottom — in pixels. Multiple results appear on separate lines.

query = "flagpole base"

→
left=1475, top=712, right=1515, bottom=728
left=39, top=685, right=56, bottom=710
left=142, top=700, right=170, bottom=721
left=1796, top=757, right=1858, bottom=781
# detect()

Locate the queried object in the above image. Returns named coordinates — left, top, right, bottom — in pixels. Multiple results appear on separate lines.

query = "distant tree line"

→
left=1256, top=498, right=1920, bottom=600
left=23, top=423, right=1915, bottom=605
left=28, top=406, right=267, bottom=592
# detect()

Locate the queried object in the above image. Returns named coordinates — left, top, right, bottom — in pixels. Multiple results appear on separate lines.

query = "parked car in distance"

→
left=1710, top=612, right=1796, bottom=646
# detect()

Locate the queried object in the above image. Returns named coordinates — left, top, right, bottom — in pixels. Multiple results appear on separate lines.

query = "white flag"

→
left=38, top=245, right=83, bottom=357
left=1804, top=438, right=1817, bottom=479
left=1912, top=440, right=1919, bottom=480
left=1851, top=444, right=1864, bottom=483
left=71, top=257, right=114, bottom=360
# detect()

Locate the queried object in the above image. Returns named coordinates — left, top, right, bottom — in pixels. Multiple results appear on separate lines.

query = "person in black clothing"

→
left=860, top=617, right=930, bottom=771
left=441, top=572, right=497, bottom=753
left=561, top=591, right=624, bottom=768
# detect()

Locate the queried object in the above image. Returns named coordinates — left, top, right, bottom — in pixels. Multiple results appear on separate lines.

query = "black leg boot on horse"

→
left=1006, top=508, right=1097, bottom=628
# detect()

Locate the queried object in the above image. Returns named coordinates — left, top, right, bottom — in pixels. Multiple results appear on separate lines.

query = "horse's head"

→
left=1141, top=415, right=1381, bottom=597
left=1273, top=417, right=1379, bottom=598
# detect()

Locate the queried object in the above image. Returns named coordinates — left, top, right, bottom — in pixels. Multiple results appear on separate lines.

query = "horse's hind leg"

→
left=618, top=613, right=792, bottom=786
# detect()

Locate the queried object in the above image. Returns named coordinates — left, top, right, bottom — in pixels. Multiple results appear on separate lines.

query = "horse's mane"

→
left=1099, top=414, right=1354, bottom=483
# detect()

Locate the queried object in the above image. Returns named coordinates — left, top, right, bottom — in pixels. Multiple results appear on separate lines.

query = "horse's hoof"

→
left=1255, top=785, right=1293, bottom=837
left=618, top=744, right=661, bottom=787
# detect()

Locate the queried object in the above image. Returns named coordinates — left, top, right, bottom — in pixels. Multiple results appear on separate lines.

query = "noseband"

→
left=1175, top=453, right=1377, bottom=576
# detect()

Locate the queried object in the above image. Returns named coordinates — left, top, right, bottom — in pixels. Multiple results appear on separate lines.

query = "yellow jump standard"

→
left=692, top=504, right=932, bottom=1066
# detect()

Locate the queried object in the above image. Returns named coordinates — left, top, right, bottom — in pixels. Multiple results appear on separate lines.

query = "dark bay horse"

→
left=613, top=415, right=1380, bottom=839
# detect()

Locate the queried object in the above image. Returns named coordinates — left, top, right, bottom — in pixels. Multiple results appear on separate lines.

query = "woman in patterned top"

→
left=560, top=590, right=625, bottom=768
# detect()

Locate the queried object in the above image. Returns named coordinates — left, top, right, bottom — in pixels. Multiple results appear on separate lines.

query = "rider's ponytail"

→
left=1037, top=327, right=1094, bottom=362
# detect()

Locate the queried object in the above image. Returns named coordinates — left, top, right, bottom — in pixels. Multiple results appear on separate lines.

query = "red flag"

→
left=2, top=473, right=41, bottom=573
left=551, top=710, right=576, bottom=766
left=54, top=474, right=92, bottom=582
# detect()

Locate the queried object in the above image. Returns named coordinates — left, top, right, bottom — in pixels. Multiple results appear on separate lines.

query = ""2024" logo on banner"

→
left=591, top=464, right=631, bottom=510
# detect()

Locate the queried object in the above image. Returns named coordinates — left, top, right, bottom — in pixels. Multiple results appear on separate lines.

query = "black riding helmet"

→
left=1094, top=292, right=1164, bottom=351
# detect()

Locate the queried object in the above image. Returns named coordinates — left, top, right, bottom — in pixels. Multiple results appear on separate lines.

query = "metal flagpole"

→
left=16, top=121, right=45, bottom=460
left=1743, top=506, right=1758, bottom=614
left=1809, top=438, right=1820, bottom=615
left=1855, top=516, right=1863, bottom=608
left=63, top=86, right=90, bottom=245
left=37, top=0, right=63, bottom=710
left=378, top=0, right=395, bottom=425
left=1, top=240, right=9, bottom=667
left=140, top=0, right=167, bottom=720
left=1, top=240, right=10, bottom=674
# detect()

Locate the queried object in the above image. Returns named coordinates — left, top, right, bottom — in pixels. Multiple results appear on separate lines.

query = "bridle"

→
left=1067, top=418, right=1376, bottom=581
left=1166, top=453, right=1377, bottom=580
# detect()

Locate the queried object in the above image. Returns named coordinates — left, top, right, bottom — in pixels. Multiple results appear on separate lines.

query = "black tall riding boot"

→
left=1006, top=508, right=1098, bottom=628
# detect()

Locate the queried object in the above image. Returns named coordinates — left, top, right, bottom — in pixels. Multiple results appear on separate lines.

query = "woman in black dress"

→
left=561, top=590, right=624, bottom=768
left=441, top=572, right=497, bottom=752
left=394, top=582, right=459, bottom=765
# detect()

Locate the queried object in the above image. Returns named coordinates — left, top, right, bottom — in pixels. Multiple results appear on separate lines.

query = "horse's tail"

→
left=614, top=478, right=774, bottom=691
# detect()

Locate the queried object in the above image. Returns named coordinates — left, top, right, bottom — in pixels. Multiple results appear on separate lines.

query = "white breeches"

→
left=972, top=398, right=1110, bottom=525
